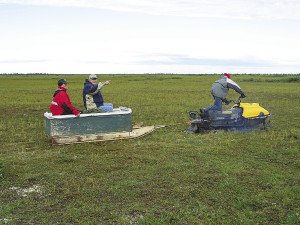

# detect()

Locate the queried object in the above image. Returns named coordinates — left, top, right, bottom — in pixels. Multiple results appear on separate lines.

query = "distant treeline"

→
left=1, top=73, right=300, bottom=76
left=241, top=77, right=300, bottom=83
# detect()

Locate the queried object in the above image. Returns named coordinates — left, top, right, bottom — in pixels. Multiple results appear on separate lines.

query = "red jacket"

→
left=50, top=86, right=80, bottom=116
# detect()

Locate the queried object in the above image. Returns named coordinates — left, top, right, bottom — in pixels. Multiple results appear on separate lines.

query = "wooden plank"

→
left=50, top=126, right=160, bottom=145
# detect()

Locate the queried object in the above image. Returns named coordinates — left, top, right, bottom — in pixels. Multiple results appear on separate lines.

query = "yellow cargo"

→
left=237, top=103, right=270, bottom=118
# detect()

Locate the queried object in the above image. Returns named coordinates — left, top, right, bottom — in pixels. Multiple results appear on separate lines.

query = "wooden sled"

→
left=44, top=108, right=163, bottom=145
left=50, top=125, right=161, bottom=145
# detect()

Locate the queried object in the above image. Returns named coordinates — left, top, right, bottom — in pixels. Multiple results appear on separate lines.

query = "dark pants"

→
left=205, top=96, right=223, bottom=112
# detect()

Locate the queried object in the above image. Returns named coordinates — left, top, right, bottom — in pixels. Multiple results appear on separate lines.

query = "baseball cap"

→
left=89, top=74, right=97, bottom=80
left=57, top=78, right=68, bottom=86
left=224, top=73, right=231, bottom=79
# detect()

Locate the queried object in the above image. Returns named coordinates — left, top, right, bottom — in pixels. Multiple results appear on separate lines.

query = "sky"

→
left=0, top=0, right=300, bottom=74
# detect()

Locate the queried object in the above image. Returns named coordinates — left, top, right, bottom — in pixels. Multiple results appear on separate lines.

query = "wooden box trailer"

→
left=44, top=107, right=157, bottom=145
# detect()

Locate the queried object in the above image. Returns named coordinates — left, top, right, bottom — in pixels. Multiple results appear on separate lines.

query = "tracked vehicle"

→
left=187, top=97, right=271, bottom=133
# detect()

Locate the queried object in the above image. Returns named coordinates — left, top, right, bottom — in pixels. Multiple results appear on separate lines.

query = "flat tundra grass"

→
left=0, top=74, right=299, bottom=224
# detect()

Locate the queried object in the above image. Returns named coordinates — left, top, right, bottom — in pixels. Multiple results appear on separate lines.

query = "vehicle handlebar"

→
left=228, top=96, right=244, bottom=105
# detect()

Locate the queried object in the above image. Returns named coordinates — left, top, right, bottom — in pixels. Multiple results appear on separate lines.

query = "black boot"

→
left=200, top=108, right=209, bottom=119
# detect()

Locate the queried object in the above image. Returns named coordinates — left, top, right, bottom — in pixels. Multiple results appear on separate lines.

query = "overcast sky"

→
left=0, top=0, right=300, bottom=74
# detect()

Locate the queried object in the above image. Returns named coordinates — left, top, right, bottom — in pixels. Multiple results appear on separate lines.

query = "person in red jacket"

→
left=50, top=79, right=80, bottom=117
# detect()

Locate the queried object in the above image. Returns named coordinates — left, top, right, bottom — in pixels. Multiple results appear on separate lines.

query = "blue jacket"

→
left=82, top=79, right=104, bottom=108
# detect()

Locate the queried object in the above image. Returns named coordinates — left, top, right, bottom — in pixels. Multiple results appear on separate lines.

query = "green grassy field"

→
left=0, top=74, right=299, bottom=224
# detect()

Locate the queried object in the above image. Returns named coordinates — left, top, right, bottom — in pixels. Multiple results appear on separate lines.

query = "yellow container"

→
left=238, top=103, right=270, bottom=118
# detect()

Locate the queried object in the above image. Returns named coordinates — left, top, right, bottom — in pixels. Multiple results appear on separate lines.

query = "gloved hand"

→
left=104, top=80, right=111, bottom=85
left=223, top=99, right=230, bottom=105
left=240, top=93, right=246, bottom=98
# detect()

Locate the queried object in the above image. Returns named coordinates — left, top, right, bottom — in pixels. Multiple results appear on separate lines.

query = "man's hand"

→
left=75, top=113, right=80, bottom=117
left=223, top=99, right=230, bottom=105
left=104, top=80, right=111, bottom=85
left=240, top=93, right=246, bottom=98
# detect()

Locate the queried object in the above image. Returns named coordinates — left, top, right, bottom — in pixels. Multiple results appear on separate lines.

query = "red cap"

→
left=224, top=73, right=231, bottom=79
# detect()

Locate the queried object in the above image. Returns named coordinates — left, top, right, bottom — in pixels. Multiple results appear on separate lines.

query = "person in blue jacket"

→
left=82, top=74, right=113, bottom=112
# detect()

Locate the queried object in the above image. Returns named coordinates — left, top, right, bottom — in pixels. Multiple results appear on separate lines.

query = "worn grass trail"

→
left=0, top=74, right=299, bottom=224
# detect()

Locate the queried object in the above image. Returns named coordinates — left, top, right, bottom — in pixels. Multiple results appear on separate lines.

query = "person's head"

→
left=89, top=74, right=97, bottom=84
left=57, top=78, right=68, bottom=88
left=224, top=73, right=231, bottom=79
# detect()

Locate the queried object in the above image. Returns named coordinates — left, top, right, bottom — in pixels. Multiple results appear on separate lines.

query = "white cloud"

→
left=1, top=0, right=300, bottom=20
left=0, top=0, right=299, bottom=73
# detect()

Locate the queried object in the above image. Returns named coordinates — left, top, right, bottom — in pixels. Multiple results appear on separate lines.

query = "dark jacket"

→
left=82, top=79, right=104, bottom=109
left=50, top=86, right=80, bottom=116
